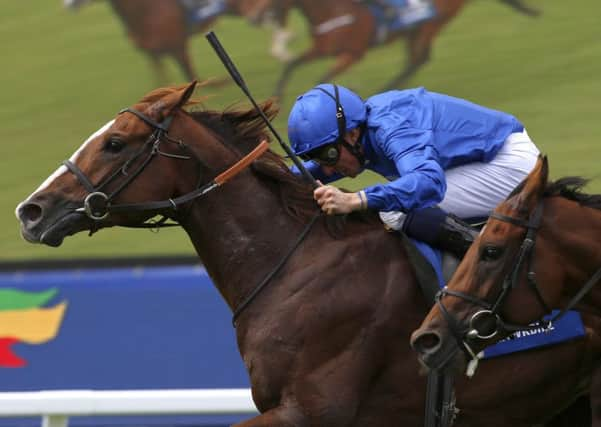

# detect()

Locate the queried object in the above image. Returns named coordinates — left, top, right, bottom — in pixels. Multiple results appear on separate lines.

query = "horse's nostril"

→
left=411, top=330, right=442, bottom=355
left=19, top=203, right=43, bottom=225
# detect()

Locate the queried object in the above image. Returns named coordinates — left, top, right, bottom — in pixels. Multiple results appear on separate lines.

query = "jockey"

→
left=181, top=0, right=226, bottom=24
left=288, top=84, right=540, bottom=258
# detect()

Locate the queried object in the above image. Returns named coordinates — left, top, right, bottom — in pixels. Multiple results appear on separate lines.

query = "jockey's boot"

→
left=402, top=207, right=478, bottom=259
left=436, top=213, right=479, bottom=258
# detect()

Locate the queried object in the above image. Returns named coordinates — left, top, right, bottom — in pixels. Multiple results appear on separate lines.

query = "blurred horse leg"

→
left=270, top=25, right=295, bottom=62
left=591, top=363, right=601, bottom=426
left=264, top=2, right=295, bottom=62
left=148, top=53, right=168, bottom=86
left=379, top=28, right=431, bottom=91
left=169, top=44, right=228, bottom=86
left=233, top=406, right=306, bottom=427
left=170, top=45, right=197, bottom=82
left=498, top=0, right=541, bottom=17
left=274, top=50, right=317, bottom=99
left=543, top=395, right=591, bottom=427
left=274, top=49, right=361, bottom=99
left=318, top=52, right=361, bottom=84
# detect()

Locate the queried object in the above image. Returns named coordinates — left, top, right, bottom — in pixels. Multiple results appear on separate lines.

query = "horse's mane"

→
left=178, top=95, right=380, bottom=232
left=509, top=176, right=601, bottom=211
left=544, top=177, right=601, bottom=210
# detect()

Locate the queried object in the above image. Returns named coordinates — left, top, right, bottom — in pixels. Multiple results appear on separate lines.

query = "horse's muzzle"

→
left=16, top=197, right=91, bottom=247
left=410, top=327, right=463, bottom=372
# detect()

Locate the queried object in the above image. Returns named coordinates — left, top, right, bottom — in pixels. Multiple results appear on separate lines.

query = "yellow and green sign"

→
left=0, top=288, right=67, bottom=367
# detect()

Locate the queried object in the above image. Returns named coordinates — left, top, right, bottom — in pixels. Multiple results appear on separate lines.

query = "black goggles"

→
left=300, top=143, right=341, bottom=166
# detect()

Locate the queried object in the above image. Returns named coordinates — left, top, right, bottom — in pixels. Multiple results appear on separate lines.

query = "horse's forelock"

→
left=134, top=83, right=208, bottom=116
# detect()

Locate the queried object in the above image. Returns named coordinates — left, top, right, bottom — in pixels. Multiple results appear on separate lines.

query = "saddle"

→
left=394, top=218, right=486, bottom=306
left=179, top=0, right=226, bottom=26
left=360, top=0, right=438, bottom=43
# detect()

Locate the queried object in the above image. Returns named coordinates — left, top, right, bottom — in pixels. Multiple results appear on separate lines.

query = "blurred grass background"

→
left=2, top=0, right=599, bottom=261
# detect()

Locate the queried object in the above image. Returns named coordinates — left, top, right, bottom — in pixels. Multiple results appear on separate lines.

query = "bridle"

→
left=63, top=105, right=319, bottom=325
left=436, top=199, right=601, bottom=368
left=63, top=107, right=269, bottom=225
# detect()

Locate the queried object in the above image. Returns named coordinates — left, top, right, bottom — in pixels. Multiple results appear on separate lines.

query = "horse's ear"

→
left=150, top=81, right=197, bottom=121
left=175, top=80, right=197, bottom=109
left=517, top=154, right=548, bottom=213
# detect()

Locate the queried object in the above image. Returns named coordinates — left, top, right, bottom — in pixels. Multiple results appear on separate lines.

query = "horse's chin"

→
left=28, top=212, right=93, bottom=247
left=417, top=342, right=467, bottom=376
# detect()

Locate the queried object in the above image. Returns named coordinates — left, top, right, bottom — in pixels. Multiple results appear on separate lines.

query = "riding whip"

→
left=205, top=31, right=318, bottom=188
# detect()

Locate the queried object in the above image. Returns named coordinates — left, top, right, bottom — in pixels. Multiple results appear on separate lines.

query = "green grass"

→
left=2, top=0, right=600, bottom=261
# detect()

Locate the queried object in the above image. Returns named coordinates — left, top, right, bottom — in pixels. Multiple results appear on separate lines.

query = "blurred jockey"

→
left=288, top=84, right=540, bottom=258
left=182, top=0, right=226, bottom=24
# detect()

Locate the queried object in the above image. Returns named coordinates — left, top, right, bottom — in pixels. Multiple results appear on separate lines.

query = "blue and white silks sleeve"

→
left=364, top=127, right=446, bottom=212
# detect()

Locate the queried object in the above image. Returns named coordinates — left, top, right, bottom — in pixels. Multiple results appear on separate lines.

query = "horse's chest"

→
left=241, top=335, right=300, bottom=404
left=243, top=335, right=298, bottom=376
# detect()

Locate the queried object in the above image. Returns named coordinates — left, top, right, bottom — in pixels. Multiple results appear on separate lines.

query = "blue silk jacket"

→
left=292, top=87, right=523, bottom=211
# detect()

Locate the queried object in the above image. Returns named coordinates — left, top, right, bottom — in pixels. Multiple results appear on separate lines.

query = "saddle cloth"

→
left=180, top=0, right=226, bottom=26
left=406, top=237, right=585, bottom=359
left=364, top=0, right=437, bottom=43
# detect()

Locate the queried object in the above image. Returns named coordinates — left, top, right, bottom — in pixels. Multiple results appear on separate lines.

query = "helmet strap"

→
left=314, top=84, right=366, bottom=166
left=340, top=126, right=365, bottom=166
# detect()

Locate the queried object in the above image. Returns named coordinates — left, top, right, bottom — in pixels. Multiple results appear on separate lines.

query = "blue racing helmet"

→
left=288, top=84, right=366, bottom=156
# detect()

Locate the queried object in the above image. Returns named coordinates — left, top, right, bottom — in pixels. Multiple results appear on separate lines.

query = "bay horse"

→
left=63, top=0, right=294, bottom=83
left=254, top=0, right=540, bottom=98
left=411, top=156, right=601, bottom=425
left=15, top=82, right=595, bottom=426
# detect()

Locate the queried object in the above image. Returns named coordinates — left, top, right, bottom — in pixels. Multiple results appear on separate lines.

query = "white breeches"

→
left=379, top=129, right=540, bottom=229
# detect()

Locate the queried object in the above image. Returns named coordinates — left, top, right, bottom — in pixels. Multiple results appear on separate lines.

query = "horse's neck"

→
left=545, top=198, right=601, bottom=306
left=109, top=0, right=168, bottom=26
left=297, top=0, right=354, bottom=23
left=109, top=0, right=140, bottom=26
left=180, top=178, right=307, bottom=311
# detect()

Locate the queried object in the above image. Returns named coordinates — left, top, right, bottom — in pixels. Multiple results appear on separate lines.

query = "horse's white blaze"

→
left=17, top=120, right=115, bottom=213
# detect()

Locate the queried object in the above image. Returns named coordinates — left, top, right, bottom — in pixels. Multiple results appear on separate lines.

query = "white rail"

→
left=0, top=389, right=258, bottom=427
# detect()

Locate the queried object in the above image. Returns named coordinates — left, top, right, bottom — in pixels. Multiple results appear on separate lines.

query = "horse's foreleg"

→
left=498, top=0, right=541, bottom=17
left=233, top=405, right=307, bottom=427
left=274, top=51, right=315, bottom=99
left=590, top=363, right=601, bottom=426
left=270, top=26, right=295, bottom=63
left=148, top=54, right=168, bottom=86
left=171, top=46, right=229, bottom=87
left=171, top=46, right=197, bottom=82
left=381, top=26, right=435, bottom=91
left=318, top=52, right=360, bottom=84
left=543, top=394, right=591, bottom=427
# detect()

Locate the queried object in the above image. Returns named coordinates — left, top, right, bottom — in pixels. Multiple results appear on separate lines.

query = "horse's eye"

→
left=104, top=137, right=125, bottom=153
left=480, top=245, right=504, bottom=262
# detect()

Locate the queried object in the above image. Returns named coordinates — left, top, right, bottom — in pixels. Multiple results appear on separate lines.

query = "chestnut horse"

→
left=412, top=156, right=601, bottom=425
left=16, top=83, right=593, bottom=426
left=254, top=0, right=540, bottom=98
left=63, top=0, right=293, bottom=82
